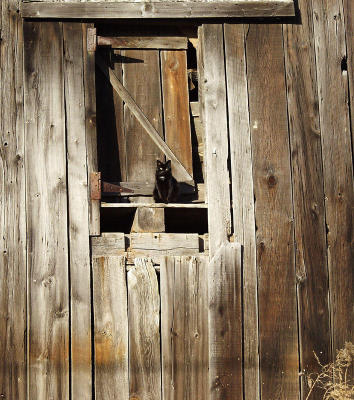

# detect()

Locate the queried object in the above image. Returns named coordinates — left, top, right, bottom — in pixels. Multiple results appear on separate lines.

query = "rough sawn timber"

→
left=98, top=36, right=188, bottom=50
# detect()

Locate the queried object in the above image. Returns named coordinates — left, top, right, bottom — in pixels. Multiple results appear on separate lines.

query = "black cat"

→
left=153, top=160, right=179, bottom=203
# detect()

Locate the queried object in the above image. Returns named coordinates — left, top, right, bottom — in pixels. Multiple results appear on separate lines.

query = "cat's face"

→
left=156, top=160, right=171, bottom=181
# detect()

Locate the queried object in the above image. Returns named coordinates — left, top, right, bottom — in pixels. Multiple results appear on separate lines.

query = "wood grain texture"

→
left=91, top=233, right=125, bottom=256
left=246, top=23, right=299, bottom=399
left=92, top=256, right=129, bottom=400
left=208, top=243, right=242, bottom=400
left=199, top=24, right=231, bottom=256
left=24, top=21, right=69, bottom=399
left=83, top=24, right=100, bottom=235
left=311, top=0, right=354, bottom=358
left=224, top=23, right=259, bottom=400
left=160, top=256, right=209, bottom=400
left=131, top=207, right=165, bottom=233
left=343, top=0, right=353, bottom=146
left=161, top=50, right=193, bottom=181
left=0, top=0, right=27, bottom=398
left=20, top=1, right=296, bottom=19
left=63, top=22, right=92, bottom=400
left=283, top=2, right=331, bottom=397
left=128, top=258, right=161, bottom=400
left=98, top=36, right=188, bottom=50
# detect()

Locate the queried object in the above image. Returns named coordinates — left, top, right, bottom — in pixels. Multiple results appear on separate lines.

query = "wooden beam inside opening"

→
left=98, top=36, right=188, bottom=50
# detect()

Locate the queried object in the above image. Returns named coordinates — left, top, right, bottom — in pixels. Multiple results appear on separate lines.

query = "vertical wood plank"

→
left=83, top=23, right=100, bottom=235
left=0, top=0, right=27, bottom=398
left=123, top=50, right=164, bottom=183
left=343, top=0, right=353, bottom=145
left=161, top=50, right=193, bottom=181
left=312, top=0, right=354, bottom=358
left=24, top=21, right=69, bottom=400
left=63, top=22, right=92, bottom=400
left=160, top=256, right=209, bottom=400
left=92, top=256, right=129, bottom=400
left=224, top=23, right=259, bottom=400
left=246, top=23, right=299, bottom=399
left=199, top=24, right=231, bottom=256
left=128, top=258, right=161, bottom=400
left=208, top=243, right=242, bottom=400
left=283, top=2, right=332, bottom=397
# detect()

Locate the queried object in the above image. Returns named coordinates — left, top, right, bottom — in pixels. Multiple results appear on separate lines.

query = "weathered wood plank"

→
left=130, top=233, right=199, bottom=254
left=312, top=0, right=354, bottom=360
left=160, top=256, right=209, bottom=400
left=92, top=256, right=129, bottom=400
left=128, top=258, right=161, bottom=400
left=343, top=0, right=353, bottom=146
left=199, top=24, right=231, bottom=256
left=208, top=243, right=242, bottom=400
left=83, top=24, right=100, bottom=235
left=20, top=1, right=296, bottom=19
left=91, top=233, right=125, bottom=256
left=0, top=0, right=27, bottom=398
left=224, top=23, right=259, bottom=400
left=101, top=202, right=207, bottom=208
left=161, top=50, right=193, bottom=181
left=283, top=2, right=331, bottom=397
left=131, top=207, right=165, bottom=233
left=63, top=22, right=92, bottom=400
left=98, top=36, right=188, bottom=50
left=24, top=21, right=69, bottom=399
left=246, top=23, right=299, bottom=399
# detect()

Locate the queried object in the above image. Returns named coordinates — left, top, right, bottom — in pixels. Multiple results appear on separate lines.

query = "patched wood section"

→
left=160, top=256, right=209, bottom=400
left=224, top=23, right=259, bottom=400
left=128, top=258, right=161, bottom=400
left=0, top=0, right=27, bottom=398
left=131, top=207, right=165, bottom=233
left=246, top=24, right=299, bottom=399
left=63, top=22, right=92, bottom=399
left=24, top=21, right=69, bottom=399
left=92, top=256, right=129, bottom=400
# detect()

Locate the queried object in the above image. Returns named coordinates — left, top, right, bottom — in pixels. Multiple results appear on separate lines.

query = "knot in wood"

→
left=267, top=174, right=277, bottom=188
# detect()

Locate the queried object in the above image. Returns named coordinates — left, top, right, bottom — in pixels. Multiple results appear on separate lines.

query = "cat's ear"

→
left=157, top=160, right=162, bottom=166
left=166, top=160, right=171, bottom=168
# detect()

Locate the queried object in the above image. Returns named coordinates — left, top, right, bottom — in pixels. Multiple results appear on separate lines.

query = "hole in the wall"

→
left=341, top=56, right=347, bottom=73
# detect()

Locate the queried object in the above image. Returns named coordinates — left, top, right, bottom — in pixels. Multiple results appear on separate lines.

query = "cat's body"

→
left=153, top=160, right=179, bottom=203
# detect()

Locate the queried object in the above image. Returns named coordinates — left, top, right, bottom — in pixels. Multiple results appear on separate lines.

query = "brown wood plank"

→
left=98, top=36, right=188, bottom=50
left=92, top=256, right=129, bottom=400
left=246, top=23, right=299, bottom=399
left=208, top=243, right=242, bottom=400
left=160, top=256, right=209, bottom=400
left=199, top=24, right=231, bottom=256
left=283, top=2, right=332, bottom=397
left=63, top=22, right=92, bottom=400
left=0, top=0, right=27, bottom=398
left=224, top=23, right=259, bottom=400
left=91, top=233, right=125, bottom=257
left=161, top=50, right=193, bottom=181
left=83, top=24, right=100, bottom=235
left=128, top=258, right=161, bottom=400
left=24, top=21, right=69, bottom=399
left=343, top=0, right=353, bottom=146
left=20, top=1, right=296, bottom=19
left=312, top=0, right=354, bottom=360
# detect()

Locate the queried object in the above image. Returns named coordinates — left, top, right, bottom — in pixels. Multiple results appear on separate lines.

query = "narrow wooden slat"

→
left=160, top=256, right=209, bottom=400
left=63, top=22, right=92, bottom=399
left=161, top=50, right=193, bottom=181
left=224, top=23, right=259, bottom=400
left=128, top=258, right=161, bottom=400
left=101, top=202, right=207, bottom=208
left=92, top=256, right=129, bottom=400
left=0, top=0, right=27, bottom=398
left=91, top=233, right=125, bottom=257
left=246, top=23, right=299, bottom=399
left=20, top=1, right=296, bottom=19
left=83, top=23, right=100, bottom=235
left=98, top=36, right=188, bottom=50
left=24, top=21, right=69, bottom=399
left=208, top=243, right=242, bottom=400
left=343, top=0, right=353, bottom=146
left=283, top=2, right=331, bottom=397
left=130, top=233, right=199, bottom=254
left=199, top=24, right=231, bottom=256
left=312, top=0, right=354, bottom=359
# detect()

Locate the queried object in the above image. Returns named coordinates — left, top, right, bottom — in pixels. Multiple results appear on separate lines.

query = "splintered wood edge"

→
left=21, top=1, right=295, bottom=19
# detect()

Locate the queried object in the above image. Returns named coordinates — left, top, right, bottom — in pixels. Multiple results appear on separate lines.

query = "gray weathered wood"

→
left=20, top=1, right=296, bottom=19
left=98, top=35, right=188, bottom=49
left=0, top=0, right=27, bottom=398
left=24, top=21, right=69, bottom=399
left=91, top=233, right=125, bottom=256
left=131, top=207, right=165, bottom=233
left=92, top=256, right=129, bottom=400
left=160, top=256, right=209, bottom=400
left=96, top=53, right=193, bottom=183
left=199, top=24, right=231, bottom=256
left=208, top=243, right=242, bottom=400
left=128, top=258, right=161, bottom=400
left=224, top=23, right=259, bottom=400
left=101, top=202, right=207, bottom=208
